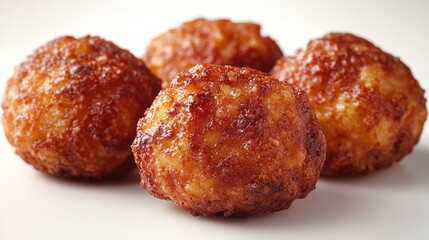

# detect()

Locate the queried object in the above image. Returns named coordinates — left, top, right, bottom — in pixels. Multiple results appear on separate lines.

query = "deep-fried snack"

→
left=2, top=35, right=161, bottom=179
left=271, top=33, right=427, bottom=177
left=132, top=64, right=326, bottom=216
left=143, top=18, right=283, bottom=88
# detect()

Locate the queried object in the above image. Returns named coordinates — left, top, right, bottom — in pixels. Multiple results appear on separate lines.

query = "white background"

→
left=1, top=0, right=428, bottom=239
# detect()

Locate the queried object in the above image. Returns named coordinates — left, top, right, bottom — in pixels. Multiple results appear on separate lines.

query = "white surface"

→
left=1, top=0, right=428, bottom=239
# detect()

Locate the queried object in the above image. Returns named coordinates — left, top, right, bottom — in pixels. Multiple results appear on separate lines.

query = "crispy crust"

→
left=143, top=18, right=283, bottom=88
left=2, top=35, right=161, bottom=179
left=132, top=64, right=326, bottom=216
left=271, top=32, right=427, bottom=177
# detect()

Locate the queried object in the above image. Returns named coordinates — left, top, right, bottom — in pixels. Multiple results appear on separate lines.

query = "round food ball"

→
left=271, top=33, right=427, bottom=177
left=143, top=18, right=283, bottom=88
left=2, top=35, right=161, bottom=179
left=132, top=64, right=326, bottom=217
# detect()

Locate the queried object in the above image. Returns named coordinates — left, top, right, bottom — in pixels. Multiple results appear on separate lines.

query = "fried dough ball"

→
left=2, top=36, right=161, bottom=179
left=132, top=64, right=326, bottom=216
left=143, top=18, right=283, bottom=88
left=271, top=33, right=427, bottom=177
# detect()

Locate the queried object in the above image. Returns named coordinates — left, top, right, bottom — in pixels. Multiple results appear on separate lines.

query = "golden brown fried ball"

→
left=132, top=64, right=326, bottom=217
left=2, top=35, right=161, bottom=179
left=271, top=33, right=427, bottom=177
left=143, top=18, right=283, bottom=88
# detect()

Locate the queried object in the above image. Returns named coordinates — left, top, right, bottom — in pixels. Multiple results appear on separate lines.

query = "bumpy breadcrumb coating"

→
left=132, top=64, right=326, bottom=217
left=2, top=36, right=161, bottom=179
left=143, top=18, right=283, bottom=88
left=271, top=33, right=427, bottom=177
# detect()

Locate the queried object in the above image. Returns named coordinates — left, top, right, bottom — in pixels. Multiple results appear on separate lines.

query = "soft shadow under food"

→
left=321, top=148, right=429, bottom=190
left=37, top=168, right=141, bottom=187
left=196, top=185, right=370, bottom=229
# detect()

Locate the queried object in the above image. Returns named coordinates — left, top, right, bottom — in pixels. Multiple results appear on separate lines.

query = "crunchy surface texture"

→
left=143, top=18, right=283, bottom=88
left=2, top=35, right=161, bottom=179
left=271, top=32, right=427, bottom=177
left=132, top=64, right=326, bottom=216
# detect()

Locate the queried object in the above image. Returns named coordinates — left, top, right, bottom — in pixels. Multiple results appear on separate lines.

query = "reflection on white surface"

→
left=1, top=148, right=427, bottom=239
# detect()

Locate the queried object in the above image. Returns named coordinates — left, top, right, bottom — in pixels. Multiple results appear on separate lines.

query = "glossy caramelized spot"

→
left=132, top=64, right=326, bottom=216
left=143, top=18, right=283, bottom=88
left=2, top=35, right=161, bottom=179
left=271, top=32, right=427, bottom=176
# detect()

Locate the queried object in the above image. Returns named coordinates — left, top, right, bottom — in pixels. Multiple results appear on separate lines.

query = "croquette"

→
left=132, top=64, right=326, bottom=216
left=2, top=35, right=161, bottom=179
left=143, top=18, right=283, bottom=88
left=271, top=32, right=427, bottom=177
